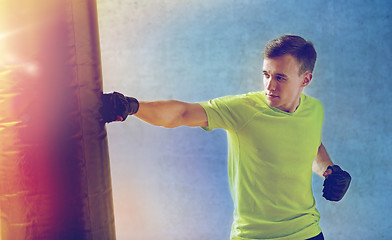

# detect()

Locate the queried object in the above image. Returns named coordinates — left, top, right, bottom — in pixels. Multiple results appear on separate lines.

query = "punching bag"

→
left=0, top=1, right=116, bottom=239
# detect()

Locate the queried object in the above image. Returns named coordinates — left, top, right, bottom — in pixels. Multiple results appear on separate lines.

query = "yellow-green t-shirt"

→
left=200, top=91, right=324, bottom=240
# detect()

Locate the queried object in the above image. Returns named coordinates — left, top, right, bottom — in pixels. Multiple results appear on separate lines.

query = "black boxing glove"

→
left=100, top=91, right=139, bottom=123
left=322, top=165, right=351, bottom=202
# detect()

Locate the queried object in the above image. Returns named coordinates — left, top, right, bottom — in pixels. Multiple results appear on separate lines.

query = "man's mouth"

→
left=266, top=92, right=279, bottom=98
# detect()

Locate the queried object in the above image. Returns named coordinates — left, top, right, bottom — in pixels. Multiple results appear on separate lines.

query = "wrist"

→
left=323, top=164, right=335, bottom=177
left=327, top=165, right=341, bottom=173
left=126, top=96, right=139, bottom=115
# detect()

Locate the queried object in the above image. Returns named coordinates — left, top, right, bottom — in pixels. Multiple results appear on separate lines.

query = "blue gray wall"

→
left=97, top=0, right=392, bottom=239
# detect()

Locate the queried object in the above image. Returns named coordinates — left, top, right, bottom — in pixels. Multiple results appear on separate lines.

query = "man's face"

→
left=262, top=54, right=312, bottom=113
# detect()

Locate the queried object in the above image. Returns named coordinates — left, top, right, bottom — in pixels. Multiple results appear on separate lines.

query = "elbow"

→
left=161, top=121, right=181, bottom=128
left=159, top=102, right=187, bottom=128
left=163, top=112, right=187, bottom=128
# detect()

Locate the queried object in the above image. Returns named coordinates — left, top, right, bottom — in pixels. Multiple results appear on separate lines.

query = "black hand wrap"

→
left=322, top=165, right=351, bottom=202
left=100, top=91, right=139, bottom=123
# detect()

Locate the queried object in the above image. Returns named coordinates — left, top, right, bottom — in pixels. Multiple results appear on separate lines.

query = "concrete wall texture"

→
left=97, top=0, right=392, bottom=239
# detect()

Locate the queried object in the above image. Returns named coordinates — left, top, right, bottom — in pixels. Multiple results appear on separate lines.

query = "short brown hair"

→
left=263, top=35, right=317, bottom=74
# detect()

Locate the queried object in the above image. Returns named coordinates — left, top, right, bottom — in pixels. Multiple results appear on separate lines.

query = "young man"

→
left=101, top=35, right=351, bottom=240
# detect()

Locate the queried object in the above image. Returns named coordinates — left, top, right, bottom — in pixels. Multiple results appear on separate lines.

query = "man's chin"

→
left=266, top=98, right=279, bottom=107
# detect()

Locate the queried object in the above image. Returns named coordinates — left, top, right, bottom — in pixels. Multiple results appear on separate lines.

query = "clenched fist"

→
left=322, top=165, right=351, bottom=202
left=100, top=91, right=139, bottom=123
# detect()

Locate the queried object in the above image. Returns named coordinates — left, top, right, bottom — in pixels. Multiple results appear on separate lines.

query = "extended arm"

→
left=100, top=91, right=208, bottom=128
left=312, top=142, right=334, bottom=177
left=134, top=100, right=208, bottom=128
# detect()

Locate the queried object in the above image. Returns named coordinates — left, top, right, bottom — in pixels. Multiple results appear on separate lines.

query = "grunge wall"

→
left=97, top=0, right=392, bottom=239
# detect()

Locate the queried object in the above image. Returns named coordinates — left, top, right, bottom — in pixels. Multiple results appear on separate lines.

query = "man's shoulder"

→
left=204, top=91, right=263, bottom=104
left=226, top=91, right=265, bottom=103
left=220, top=91, right=265, bottom=108
left=300, top=93, right=324, bottom=121
left=302, top=93, right=323, bottom=108
left=243, top=91, right=265, bottom=99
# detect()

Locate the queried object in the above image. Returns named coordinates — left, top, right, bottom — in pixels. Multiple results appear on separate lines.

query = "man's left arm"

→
left=313, top=142, right=352, bottom=201
left=312, top=142, right=334, bottom=177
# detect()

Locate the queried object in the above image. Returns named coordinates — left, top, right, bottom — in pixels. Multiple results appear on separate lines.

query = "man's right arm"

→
left=101, top=91, right=208, bottom=128
left=134, top=100, right=208, bottom=128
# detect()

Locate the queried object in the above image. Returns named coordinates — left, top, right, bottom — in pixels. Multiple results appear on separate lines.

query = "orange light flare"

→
left=0, top=22, right=50, bottom=80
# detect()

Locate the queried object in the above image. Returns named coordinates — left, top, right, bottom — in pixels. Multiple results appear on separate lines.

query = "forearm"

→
left=133, top=100, right=185, bottom=128
left=312, top=142, right=334, bottom=177
left=134, top=100, right=207, bottom=128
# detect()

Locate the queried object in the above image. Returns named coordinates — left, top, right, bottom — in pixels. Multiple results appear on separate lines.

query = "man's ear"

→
left=301, top=72, right=312, bottom=87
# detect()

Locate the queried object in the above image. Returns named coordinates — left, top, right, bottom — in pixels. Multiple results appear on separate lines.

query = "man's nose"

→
left=266, top=79, right=276, bottom=91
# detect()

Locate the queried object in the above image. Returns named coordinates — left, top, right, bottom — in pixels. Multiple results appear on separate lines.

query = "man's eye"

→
left=276, top=76, right=286, bottom=81
left=263, top=73, right=270, bottom=78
